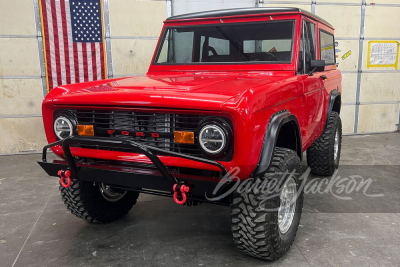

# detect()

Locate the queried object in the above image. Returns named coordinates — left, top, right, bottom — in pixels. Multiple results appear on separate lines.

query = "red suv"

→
left=39, top=7, right=342, bottom=261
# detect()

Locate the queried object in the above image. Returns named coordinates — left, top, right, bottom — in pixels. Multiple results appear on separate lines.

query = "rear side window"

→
left=320, top=30, right=335, bottom=65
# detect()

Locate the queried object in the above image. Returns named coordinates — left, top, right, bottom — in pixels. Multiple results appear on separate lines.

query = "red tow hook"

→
left=58, top=169, right=72, bottom=188
left=173, top=184, right=190, bottom=205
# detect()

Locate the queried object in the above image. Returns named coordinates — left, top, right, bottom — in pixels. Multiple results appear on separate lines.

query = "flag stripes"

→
left=39, top=0, right=106, bottom=92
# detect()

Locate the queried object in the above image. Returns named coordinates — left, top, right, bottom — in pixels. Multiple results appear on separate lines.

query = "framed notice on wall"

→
left=367, top=41, right=399, bottom=69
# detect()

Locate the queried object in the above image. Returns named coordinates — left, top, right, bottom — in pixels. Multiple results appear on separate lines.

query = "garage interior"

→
left=0, top=0, right=399, bottom=266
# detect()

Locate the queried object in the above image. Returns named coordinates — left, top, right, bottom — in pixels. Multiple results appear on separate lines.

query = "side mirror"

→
left=310, top=60, right=325, bottom=73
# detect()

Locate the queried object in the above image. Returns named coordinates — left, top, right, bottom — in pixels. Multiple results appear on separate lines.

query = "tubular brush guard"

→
left=39, top=136, right=232, bottom=205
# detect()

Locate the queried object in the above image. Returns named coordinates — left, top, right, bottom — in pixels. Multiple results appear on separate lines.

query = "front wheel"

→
left=231, top=147, right=303, bottom=261
left=60, top=180, right=139, bottom=223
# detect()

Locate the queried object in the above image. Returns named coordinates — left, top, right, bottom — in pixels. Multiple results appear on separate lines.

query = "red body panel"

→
left=41, top=10, right=341, bottom=180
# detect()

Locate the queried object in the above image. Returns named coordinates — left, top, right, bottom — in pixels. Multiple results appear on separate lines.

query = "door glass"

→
left=298, top=20, right=316, bottom=74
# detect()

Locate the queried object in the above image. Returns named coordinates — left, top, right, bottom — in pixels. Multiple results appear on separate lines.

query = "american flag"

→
left=40, top=0, right=106, bottom=92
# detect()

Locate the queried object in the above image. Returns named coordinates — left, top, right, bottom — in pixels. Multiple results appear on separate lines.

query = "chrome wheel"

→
left=99, top=183, right=127, bottom=202
left=278, top=177, right=297, bottom=234
left=334, top=130, right=339, bottom=161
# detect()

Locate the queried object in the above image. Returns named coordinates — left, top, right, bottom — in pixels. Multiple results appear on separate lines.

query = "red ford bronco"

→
left=39, top=8, right=342, bottom=261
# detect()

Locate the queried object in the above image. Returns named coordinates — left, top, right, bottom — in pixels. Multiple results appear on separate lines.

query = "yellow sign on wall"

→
left=367, top=41, right=399, bottom=70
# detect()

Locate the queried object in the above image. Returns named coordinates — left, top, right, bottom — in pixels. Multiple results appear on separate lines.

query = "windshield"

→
left=155, top=20, right=295, bottom=64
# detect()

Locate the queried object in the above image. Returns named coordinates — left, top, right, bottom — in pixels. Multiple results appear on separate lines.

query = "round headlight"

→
left=199, top=124, right=226, bottom=154
left=54, top=116, right=73, bottom=140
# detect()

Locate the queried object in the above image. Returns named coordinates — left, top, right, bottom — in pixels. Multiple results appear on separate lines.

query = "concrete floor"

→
left=1, top=133, right=400, bottom=267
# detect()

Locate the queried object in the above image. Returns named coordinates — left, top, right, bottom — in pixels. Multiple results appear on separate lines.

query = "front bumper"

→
left=38, top=136, right=233, bottom=205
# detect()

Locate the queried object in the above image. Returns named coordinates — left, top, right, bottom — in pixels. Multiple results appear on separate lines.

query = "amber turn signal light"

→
left=174, top=131, right=194, bottom=144
left=77, top=125, right=94, bottom=136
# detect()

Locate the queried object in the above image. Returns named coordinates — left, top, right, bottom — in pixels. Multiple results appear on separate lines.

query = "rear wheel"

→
left=231, top=147, right=303, bottom=261
left=307, top=111, right=342, bottom=176
left=60, top=180, right=139, bottom=223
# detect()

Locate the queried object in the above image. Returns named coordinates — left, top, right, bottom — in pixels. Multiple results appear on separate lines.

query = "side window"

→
left=298, top=20, right=316, bottom=74
left=320, top=30, right=335, bottom=65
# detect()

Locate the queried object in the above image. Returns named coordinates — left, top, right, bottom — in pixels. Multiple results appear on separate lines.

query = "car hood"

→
left=50, top=73, right=290, bottom=111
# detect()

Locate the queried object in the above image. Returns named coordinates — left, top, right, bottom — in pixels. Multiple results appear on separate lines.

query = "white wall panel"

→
left=364, top=6, right=400, bottom=38
left=109, top=0, right=165, bottom=37
left=0, top=0, right=36, bottom=35
left=341, top=73, right=357, bottom=103
left=360, top=73, right=400, bottom=102
left=0, top=117, right=47, bottom=154
left=0, top=38, right=41, bottom=76
left=358, top=104, right=399, bottom=133
left=317, top=0, right=358, bottom=2
left=112, top=39, right=158, bottom=75
left=316, top=5, right=360, bottom=38
left=263, top=3, right=311, bottom=12
left=341, top=105, right=355, bottom=134
left=172, top=0, right=256, bottom=16
left=0, top=79, right=43, bottom=115
left=366, top=0, right=400, bottom=3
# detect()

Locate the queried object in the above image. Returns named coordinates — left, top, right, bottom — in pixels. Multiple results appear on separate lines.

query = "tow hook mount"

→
left=173, top=183, right=190, bottom=205
left=58, top=169, right=72, bottom=188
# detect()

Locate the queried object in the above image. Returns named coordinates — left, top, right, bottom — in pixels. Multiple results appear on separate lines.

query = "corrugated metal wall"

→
left=0, top=0, right=399, bottom=154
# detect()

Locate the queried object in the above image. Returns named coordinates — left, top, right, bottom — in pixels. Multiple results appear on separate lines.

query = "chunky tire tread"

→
left=60, top=180, right=139, bottom=224
left=307, top=111, right=342, bottom=176
left=231, top=147, right=303, bottom=261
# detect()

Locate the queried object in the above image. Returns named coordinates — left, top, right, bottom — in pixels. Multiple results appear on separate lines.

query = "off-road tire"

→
left=60, top=180, right=139, bottom=223
left=231, top=147, right=304, bottom=261
left=307, top=111, right=342, bottom=176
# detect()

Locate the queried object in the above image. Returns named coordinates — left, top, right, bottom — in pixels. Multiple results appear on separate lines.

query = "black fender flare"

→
left=251, top=110, right=302, bottom=177
left=324, top=88, right=341, bottom=130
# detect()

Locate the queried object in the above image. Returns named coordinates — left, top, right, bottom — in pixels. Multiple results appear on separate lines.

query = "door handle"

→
left=320, top=75, right=327, bottom=80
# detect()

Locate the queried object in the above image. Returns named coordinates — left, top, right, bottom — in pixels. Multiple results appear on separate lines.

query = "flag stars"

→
left=71, top=1, right=102, bottom=42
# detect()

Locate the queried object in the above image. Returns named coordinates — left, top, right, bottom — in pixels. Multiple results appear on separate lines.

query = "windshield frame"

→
left=148, top=14, right=301, bottom=72
left=152, top=20, right=297, bottom=66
